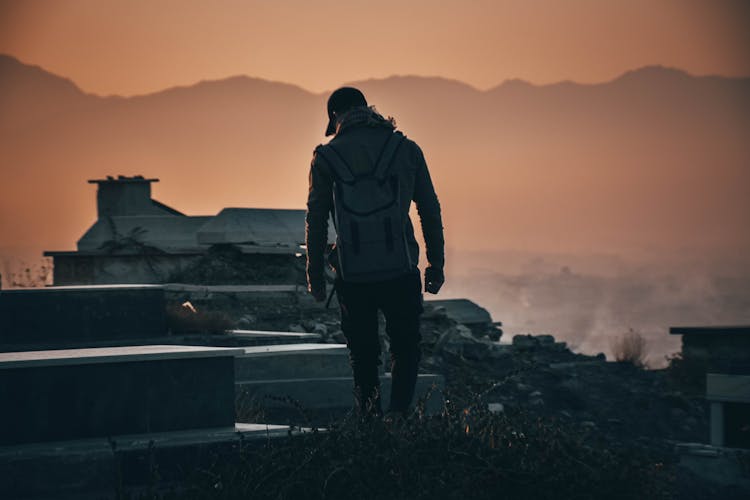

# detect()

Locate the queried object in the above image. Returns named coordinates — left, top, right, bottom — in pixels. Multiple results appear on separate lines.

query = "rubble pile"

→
left=181, top=290, right=708, bottom=447
left=267, top=300, right=707, bottom=445
left=415, top=304, right=708, bottom=446
left=168, top=244, right=305, bottom=285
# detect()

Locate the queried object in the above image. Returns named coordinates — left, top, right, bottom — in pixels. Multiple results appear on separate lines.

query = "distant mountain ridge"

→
left=1, top=53, right=749, bottom=265
left=5, top=53, right=744, bottom=101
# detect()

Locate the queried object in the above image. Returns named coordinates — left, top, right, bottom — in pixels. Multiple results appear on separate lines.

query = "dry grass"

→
left=183, top=391, right=675, bottom=500
left=612, top=328, right=648, bottom=368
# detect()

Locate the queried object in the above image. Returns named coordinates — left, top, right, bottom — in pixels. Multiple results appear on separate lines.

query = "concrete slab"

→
left=235, top=343, right=351, bottom=380
left=228, top=329, right=323, bottom=346
left=670, top=326, right=750, bottom=335
left=0, top=423, right=306, bottom=499
left=0, top=345, right=245, bottom=369
left=706, top=373, right=750, bottom=403
left=230, top=329, right=321, bottom=339
left=241, top=343, right=347, bottom=355
left=0, top=345, right=242, bottom=445
left=0, top=285, right=167, bottom=348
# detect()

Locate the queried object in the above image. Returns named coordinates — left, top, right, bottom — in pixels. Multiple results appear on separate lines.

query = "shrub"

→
left=612, top=328, right=648, bottom=368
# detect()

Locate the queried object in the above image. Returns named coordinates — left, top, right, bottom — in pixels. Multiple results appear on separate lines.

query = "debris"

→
left=487, top=403, right=505, bottom=413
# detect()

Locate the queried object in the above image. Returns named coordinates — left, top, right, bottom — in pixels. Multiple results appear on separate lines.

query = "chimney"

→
left=88, top=175, right=160, bottom=218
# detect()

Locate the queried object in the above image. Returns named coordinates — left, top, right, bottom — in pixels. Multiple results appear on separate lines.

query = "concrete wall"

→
left=0, top=285, right=167, bottom=350
left=52, top=254, right=203, bottom=285
left=683, top=334, right=750, bottom=372
left=52, top=251, right=304, bottom=286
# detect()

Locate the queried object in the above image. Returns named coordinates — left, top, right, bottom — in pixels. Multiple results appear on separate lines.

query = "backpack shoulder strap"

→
left=373, top=131, right=406, bottom=181
left=315, top=144, right=355, bottom=183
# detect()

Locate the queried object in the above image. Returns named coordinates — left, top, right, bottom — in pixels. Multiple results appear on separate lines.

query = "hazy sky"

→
left=1, top=0, right=749, bottom=96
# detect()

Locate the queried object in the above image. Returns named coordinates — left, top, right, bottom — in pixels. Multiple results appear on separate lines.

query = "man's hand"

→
left=424, top=266, right=444, bottom=294
left=309, top=282, right=327, bottom=302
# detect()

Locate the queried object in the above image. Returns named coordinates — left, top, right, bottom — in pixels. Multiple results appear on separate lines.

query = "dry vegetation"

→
left=172, top=392, right=674, bottom=500
left=611, top=328, right=648, bottom=368
left=0, top=257, right=52, bottom=288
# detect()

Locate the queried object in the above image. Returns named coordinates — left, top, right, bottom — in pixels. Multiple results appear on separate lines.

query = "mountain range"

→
left=1, top=54, right=749, bottom=267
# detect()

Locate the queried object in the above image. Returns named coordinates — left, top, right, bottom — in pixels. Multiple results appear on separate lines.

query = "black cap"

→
left=325, top=87, right=367, bottom=136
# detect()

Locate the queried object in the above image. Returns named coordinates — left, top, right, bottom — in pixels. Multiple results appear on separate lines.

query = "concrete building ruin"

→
left=45, top=176, right=332, bottom=285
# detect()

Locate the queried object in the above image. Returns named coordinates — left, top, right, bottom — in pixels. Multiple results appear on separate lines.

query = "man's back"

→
left=304, top=88, right=444, bottom=416
left=306, top=114, right=444, bottom=289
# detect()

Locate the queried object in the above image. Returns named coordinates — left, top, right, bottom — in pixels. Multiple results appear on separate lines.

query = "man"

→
left=305, top=87, right=444, bottom=416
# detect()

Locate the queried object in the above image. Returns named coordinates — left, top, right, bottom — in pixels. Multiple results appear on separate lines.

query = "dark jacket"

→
left=305, top=110, right=444, bottom=291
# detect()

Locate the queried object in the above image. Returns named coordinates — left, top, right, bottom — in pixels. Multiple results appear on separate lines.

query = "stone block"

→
left=235, top=343, right=351, bottom=380
left=0, top=345, right=243, bottom=445
left=0, top=285, right=167, bottom=349
left=0, top=423, right=302, bottom=499
left=706, top=373, right=750, bottom=449
left=706, top=373, right=750, bottom=403
left=228, top=329, right=323, bottom=345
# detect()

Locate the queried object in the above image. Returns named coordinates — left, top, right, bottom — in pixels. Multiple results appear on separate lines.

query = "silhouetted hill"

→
left=1, top=55, right=749, bottom=267
left=0, top=54, right=103, bottom=130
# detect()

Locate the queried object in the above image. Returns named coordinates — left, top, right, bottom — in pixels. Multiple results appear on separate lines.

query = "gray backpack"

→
left=315, top=131, right=413, bottom=282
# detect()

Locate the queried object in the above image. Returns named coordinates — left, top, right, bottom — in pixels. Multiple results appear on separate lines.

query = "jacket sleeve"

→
left=305, top=149, right=333, bottom=291
left=412, top=144, right=445, bottom=270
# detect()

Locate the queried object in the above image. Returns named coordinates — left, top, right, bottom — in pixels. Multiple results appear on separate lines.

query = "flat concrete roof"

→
left=0, top=284, right=164, bottom=293
left=670, top=326, right=750, bottom=335
left=77, top=215, right=213, bottom=253
left=88, top=177, right=159, bottom=184
left=0, top=345, right=245, bottom=369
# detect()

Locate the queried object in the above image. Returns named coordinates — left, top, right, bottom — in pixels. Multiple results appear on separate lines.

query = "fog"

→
left=438, top=250, right=750, bottom=367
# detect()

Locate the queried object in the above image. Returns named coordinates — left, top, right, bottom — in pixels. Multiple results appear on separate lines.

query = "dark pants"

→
left=335, top=272, right=423, bottom=415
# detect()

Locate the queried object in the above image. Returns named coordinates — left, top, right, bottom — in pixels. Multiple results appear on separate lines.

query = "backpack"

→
left=315, top=131, right=413, bottom=282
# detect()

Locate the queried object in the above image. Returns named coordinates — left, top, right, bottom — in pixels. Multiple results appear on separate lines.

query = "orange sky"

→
left=1, top=0, right=749, bottom=96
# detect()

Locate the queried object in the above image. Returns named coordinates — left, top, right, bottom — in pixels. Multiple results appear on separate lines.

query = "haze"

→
left=1, top=0, right=749, bottom=96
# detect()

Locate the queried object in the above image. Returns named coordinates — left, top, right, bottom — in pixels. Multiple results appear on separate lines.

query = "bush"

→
left=612, top=328, right=648, bottom=368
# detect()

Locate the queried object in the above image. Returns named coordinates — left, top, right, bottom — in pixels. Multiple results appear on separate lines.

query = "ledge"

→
left=240, top=343, right=347, bottom=356
left=0, top=345, right=246, bottom=369
left=0, top=284, right=165, bottom=293
left=669, top=326, right=750, bottom=335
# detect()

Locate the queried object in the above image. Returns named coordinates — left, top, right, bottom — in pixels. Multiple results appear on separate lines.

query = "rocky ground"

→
left=418, top=303, right=709, bottom=447
left=222, top=296, right=709, bottom=447
left=167, top=292, right=747, bottom=498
